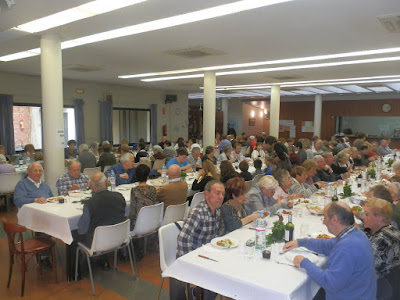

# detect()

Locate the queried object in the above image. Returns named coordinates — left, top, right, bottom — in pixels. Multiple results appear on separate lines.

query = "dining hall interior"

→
left=1, top=0, right=400, bottom=299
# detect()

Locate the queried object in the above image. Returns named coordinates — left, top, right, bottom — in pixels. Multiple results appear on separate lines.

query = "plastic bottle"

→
left=324, top=183, right=332, bottom=206
left=255, top=211, right=266, bottom=253
left=109, top=170, right=116, bottom=191
left=162, top=164, right=167, bottom=178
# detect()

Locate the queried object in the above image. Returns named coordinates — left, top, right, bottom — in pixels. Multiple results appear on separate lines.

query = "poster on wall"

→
left=56, top=129, right=65, bottom=148
left=301, top=121, right=314, bottom=133
left=249, top=118, right=256, bottom=126
left=290, top=126, right=296, bottom=138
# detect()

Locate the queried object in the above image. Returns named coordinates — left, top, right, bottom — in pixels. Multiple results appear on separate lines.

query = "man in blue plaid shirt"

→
left=56, top=160, right=89, bottom=195
left=171, top=180, right=225, bottom=300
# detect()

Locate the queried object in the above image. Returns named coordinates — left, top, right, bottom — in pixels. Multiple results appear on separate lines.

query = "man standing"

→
left=105, top=152, right=136, bottom=186
left=171, top=180, right=225, bottom=299
left=187, top=146, right=202, bottom=169
left=77, top=144, right=96, bottom=172
left=166, top=148, right=192, bottom=171
left=283, top=202, right=376, bottom=300
left=156, top=164, right=188, bottom=211
left=56, top=160, right=90, bottom=195
left=14, top=162, right=52, bottom=207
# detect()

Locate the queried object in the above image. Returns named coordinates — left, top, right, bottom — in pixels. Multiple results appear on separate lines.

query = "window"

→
left=13, top=105, right=75, bottom=151
left=112, top=108, right=151, bottom=144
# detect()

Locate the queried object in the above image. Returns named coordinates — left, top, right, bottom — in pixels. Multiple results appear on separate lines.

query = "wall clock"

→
left=382, top=104, right=392, bottom=113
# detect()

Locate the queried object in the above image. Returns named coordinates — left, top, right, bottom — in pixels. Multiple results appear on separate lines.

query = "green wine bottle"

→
left=285, top=214, right=294, bottom=242
left=332, top=187, right=339, bottom=201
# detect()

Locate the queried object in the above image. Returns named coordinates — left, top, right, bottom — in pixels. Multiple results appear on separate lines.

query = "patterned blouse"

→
left=129, top=185, right=157, bottom=230
left=365, top=225, right=400, bottom=278
left=220, top=201, right=248, bottom=234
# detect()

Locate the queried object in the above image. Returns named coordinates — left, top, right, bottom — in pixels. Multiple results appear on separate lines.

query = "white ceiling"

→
left=1, top=0, right=400, bottom=99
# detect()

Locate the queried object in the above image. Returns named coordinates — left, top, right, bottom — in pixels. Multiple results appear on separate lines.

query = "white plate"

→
left=47, top=196, right=62, bottom=203
left=210, top=237, right=239, bottom=249
left=150, top=179, right=166, bottom=187
left=307, top=205, right=324, bottom=215
left=69, top=190, right=84, bottom=198
left=311, top=232, right=335, bottom=240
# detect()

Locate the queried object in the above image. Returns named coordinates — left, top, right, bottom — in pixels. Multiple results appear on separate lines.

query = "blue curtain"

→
left=100, top=100, right=113, bottom=143
left=0, top=94, right=15, bottom=154
left=73, top=99, right=85, bottom=145
left=150, top=104, right=157, bottom=145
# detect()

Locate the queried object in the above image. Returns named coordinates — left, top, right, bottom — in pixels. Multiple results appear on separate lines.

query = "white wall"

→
left=0, top=71, right=188, bottom=145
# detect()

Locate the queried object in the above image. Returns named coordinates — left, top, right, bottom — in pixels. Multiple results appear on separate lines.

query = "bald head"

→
left=168, top=164, right=181, bottom=179
left=89, top=172, right=107, bottom=191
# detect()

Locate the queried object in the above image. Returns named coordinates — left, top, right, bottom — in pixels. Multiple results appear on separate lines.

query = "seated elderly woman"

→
left=219, top=145, right=236, bottom=163
left=331, top=151, right=353, bottom=177
left=288, top=166, right=324, bottom=198
left=389, top=182, right=400, bottom=206
left=245, top=175, right=292, bottom=215
left=221, top=177, right=261, bottom=234
left=273, top=169, right=304, bottom=201
left=361, top=197, right=400, bottom=298
left=129, top=164, right=157, bottom=230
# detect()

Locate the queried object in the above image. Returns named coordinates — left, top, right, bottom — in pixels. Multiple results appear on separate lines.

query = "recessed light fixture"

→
left=259, top=111, right=264, bottom=118
left=0, top=0, right=292, bottom=62
left=251, top=111, right=255, bottom=118
left=13, top=0, right=148, bottom=33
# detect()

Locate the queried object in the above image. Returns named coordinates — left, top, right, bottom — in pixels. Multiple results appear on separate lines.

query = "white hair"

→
left=392, top=161, right=400, bottom=173
left=120, top=152, right=134, bottom=163
left=258, top=175, right=278, bottom=190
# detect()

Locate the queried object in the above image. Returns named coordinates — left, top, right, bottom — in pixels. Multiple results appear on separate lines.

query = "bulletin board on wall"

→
left=279, top=120, right=296, bottom=138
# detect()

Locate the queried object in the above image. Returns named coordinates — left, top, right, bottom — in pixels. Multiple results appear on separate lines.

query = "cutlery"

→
left=198, top=255, right=218, bottom=262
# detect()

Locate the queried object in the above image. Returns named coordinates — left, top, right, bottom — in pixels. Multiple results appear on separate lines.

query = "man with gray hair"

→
left=77, top=143, right=96, bottom=172
left=105, top=152, right=136, bottom=186
left=56, top=160, right=90, bottom=195
left=187, top=146, right=202, bottom=169
left=313, top=155, right=336, bottom=182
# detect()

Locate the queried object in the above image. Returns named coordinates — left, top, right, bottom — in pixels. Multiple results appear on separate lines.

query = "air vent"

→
left=164, top=46, right=227, bottom=59
left=377, top=13, right=400, bottom=33
left=65, top=64, right=102, bottom=72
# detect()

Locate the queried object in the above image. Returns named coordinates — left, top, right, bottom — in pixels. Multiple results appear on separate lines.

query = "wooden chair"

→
left=1, top=218, right=58, bottom=297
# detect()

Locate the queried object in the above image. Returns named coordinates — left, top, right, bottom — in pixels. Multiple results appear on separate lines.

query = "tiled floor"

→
left=0, top=207, right=170, bottom=300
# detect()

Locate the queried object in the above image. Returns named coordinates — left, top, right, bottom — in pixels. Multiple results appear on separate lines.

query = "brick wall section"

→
left=13, top=106, right=32, bottom=150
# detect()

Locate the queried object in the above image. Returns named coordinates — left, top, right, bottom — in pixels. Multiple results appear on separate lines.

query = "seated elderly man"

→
left=77, top=144, right=96, bottom=172
left=14, top=162, right=53, bottom=207
left=172, top=180, right=225, bottom=299
left=377, top=139, right=393, bottom=156
left=56, top=160, right=90, bottom=196
left=219, top=145, right=237, bottom=163
left=283, top=202, right=376, bottom=300
left=0, top=154, right=14, bottom=174
left=245, top=175, right=292, bottom=215
left=233, top=143, right=245, bottom=162
left=105, top=152, right=136, bottom=186
left=156, top=164, right=188, bottom=211
left=313, top=155, right=336, bottom=182
left=166, top=147, right=192, bottom=172
left=187, top=146, right=202, bottom=169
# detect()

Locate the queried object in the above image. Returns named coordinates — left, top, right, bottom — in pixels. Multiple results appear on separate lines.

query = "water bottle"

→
left=255, top=211, right=266, bottom=253
left=161, top=164, right=167, bottom=178
left=324, top=183, right=332, bottom=206
left=109, top=170, right=116, bottom=191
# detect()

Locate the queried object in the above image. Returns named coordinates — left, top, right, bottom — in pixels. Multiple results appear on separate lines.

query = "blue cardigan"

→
left=299, top=228, right=376, bottom=300
left=14, top=178, right=53, bottom=207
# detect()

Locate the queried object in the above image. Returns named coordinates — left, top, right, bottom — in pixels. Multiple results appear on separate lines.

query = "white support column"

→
left=41, top=34, right=65, bottom=195
left=269, top=85, right=281, bottom=137
left=203, top=71, right=216, bottom=150
left=221, top=98, right=228, bottom=135
left=314, top=94, right=322, bottom=138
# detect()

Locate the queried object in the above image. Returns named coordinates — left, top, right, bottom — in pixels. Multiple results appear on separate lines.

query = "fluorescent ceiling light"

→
left=1, top=0, right=292, bottom=62
left=0, top=48, right=41, bottom=61
left=121, top=46, right=400, bottom=79
left=141, top=56, right=400, bottom=82
left=13, top=0, right=148, bottom=33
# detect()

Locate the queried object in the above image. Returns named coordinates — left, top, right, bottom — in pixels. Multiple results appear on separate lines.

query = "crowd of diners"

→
left=1, top=130, right=400, bottom=300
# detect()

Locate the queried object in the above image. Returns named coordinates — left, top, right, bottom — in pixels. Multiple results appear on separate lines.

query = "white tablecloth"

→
left=163, top=210, right=329, bottom=300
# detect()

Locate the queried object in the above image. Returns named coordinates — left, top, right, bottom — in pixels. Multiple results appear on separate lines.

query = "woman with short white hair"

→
left=245, top=175, right=291, bottom=215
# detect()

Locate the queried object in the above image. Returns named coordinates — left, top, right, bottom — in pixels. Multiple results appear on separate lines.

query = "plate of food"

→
left=211, top=237, right=239, bottom=249
left=150, top=178, right=166, bottom=187
left=68, top=190, right=84, bottom=198
left=351, top=205, right=363, bottom=213
left=307, top=205, right=324, bottom=215
left=281, top=209, right=292, bottom=215
left=311, top=232, right=334, bottom=240
left=296, top=199, right=311, bottom=205
left=47, top=196, right=63, bottom=203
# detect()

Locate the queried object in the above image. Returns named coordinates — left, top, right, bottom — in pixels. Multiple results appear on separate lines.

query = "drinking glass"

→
left=245, top=244, right=254, bottom=259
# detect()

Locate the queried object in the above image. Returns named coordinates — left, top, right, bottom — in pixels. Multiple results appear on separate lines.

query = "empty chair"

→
left=130, top=202, right=164, bottom=277
left=252, top=174, right=264, bottom=187
left=185, top=192, right=205, bottom=219
left=0, top=172, right=23, bottom=209
left=1, top=217, right=58, bottom=297
left=244, top=180, right=252, bottom=191
left=139, top=157, right=152, bottom=168
left=75, top=219, right=134, bottom=295
left=83, top=167, right=101, bottom=177
left=157, top=221, right=183, bottom=300
left=163, top=202, right=188, bottom=225
left=152, top=158, right=166, bottom=170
